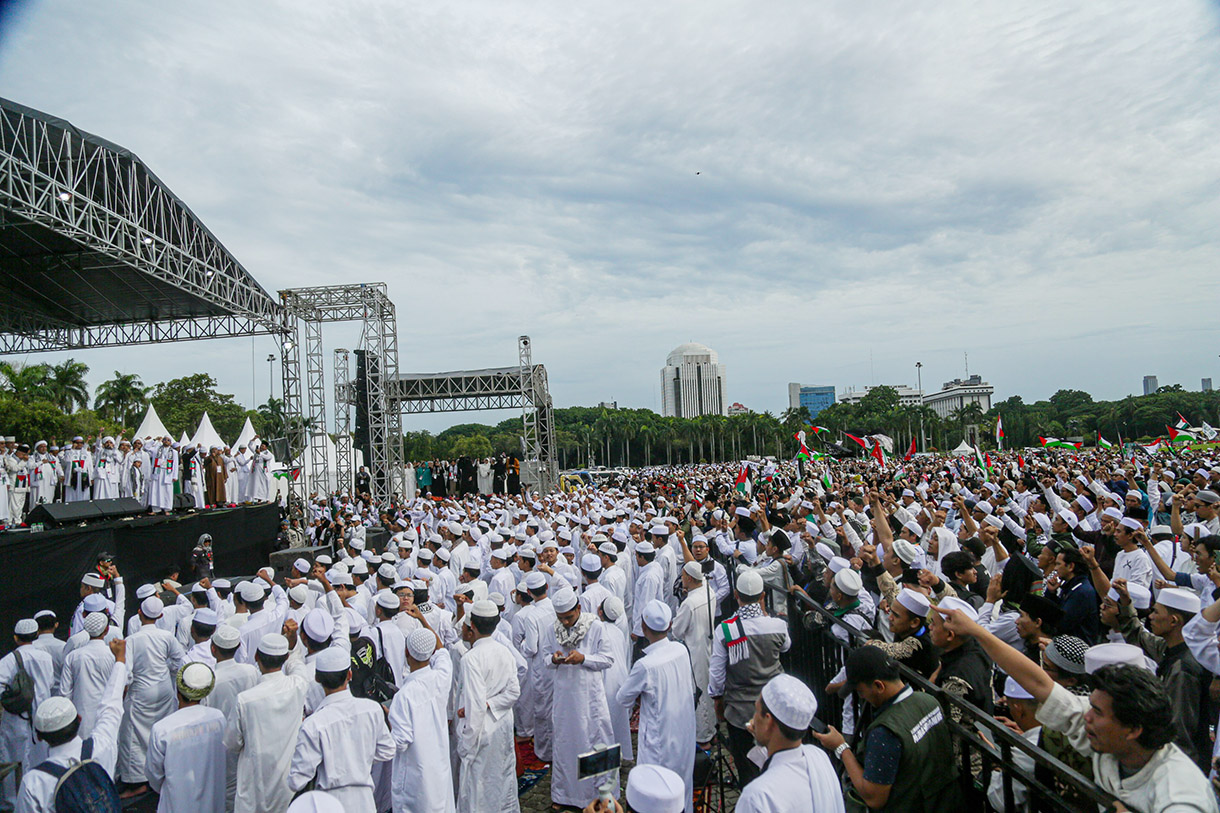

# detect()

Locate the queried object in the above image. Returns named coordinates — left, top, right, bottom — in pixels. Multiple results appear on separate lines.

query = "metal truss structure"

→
left=385, top=336, right=557, bottom=493
left=0, top=97, right=284, bottom=354
left=279, top=284, right=404, bottom=505
left=333, top=348, right=353, bottom=494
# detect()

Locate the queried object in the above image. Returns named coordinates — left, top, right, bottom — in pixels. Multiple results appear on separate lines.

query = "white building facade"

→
left=838, top=385, right=924, bottom=407
left=660, top=342, right=727, bottom=418
left=923, top=375, right=995, bottom=418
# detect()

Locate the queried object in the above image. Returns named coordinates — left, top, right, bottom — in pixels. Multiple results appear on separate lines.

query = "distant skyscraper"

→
left=1143, top=375, right=1159, bottom=396
left=660, top=343, right=726, bottom=418
left=788, top=383, right=836, bottom=420
left=1204, top=378, right=1213, bottom=393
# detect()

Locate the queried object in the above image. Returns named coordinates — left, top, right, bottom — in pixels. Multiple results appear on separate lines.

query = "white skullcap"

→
left=178, top=662, right=215, bottom=695
left=982, top=515, right=1004, bottom=530
left=1157, top=587, right=1201, bottom=615
left=212, top=578, right=231, bottom=589
left=1102, top=507, right=1124, bottom=522
left=1109, top=583, right=1151, bottom=610
left=135, top=583, right=158, bottom=601
left=827, top=556, right=850, bottom=575
left=601, top=595, right=625, bottom=621
left=1084, top=642, right=1153, bottom=674
left=1119, top=517, right=1142, bottom=531
left=302, top=608, right=334, bottom=642
left=81, top=573, right=105, bottom=588
left=377, top=563, right=397, bottom=581
left=193, top=608, right=218, bottom=626
left=489, top=591, right=506, bottom=607
left=492, top=547, right=511, bottom=561
left=896, top=588, right=931, bottom=618
left=736, top=570, right=764, bottom=597
left=139, top=596, right=164, bottom=619
left=82, top=595, right=107, bottom=613
left=238, top=582, right=266, bottom=603
left=643, top=599, right=672, bottom=632
left=34, top=695, right=79, bottom=733
left=376, top=592, right=400, bottom=610
left=552, top=589, right=579, bottom=613
left=634, top=541, right=655, bottom=555
left=343, top=606, right=366, bottom=633
left=1056, top=509, right=1079, bottom=529
left=407, top=628, right=436, bottom=661
left=293, top=558, right=311, bottom=573
left=682, top=561, right=705, bottom=582
left=625, top=764, right=685, bottom=813
left=212, top=624, right=241, bottom=649
left=524, top=572, right=547, bottom=591
left=892, top=539, right=918, bottom=565
left=761, top=673, right=818, bottom=730
left=286, top=790, right=346, bottom=813
left=902, top=521, right=923, bottom=538
left=288, top=584, right=310, bottom=605
left=257, top=633, right=290, bottom=657
left=82, top=610, right=107, bottom=634
left=833, top=569, right=862, bottom=597
left=315, top=646, right=350, bottom=673
left=14, top=618, right=37, bottom=636
left=1003, top=676, right=1035, bottom=701
left=936, top=596, right=978, bottom=623
left=471, top=599, right=500, bottom=619
left=580, top=554, right=602, bottom=572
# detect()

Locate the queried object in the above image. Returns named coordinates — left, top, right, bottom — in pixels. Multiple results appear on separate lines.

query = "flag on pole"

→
left=1097, top=433, right=1113, bottom=450
left=973, top=445, right=987, bottom=473
left=871, top=439, right=889, bottom=466
left=844, top=432, right=869, bottom=449
left=273, top=467, right=301, bottom=481
left=1175, top=413, right=1190, bottom=430
left=1201, top=422, right=1218, bottom=441
left=1142, top=440, right=1162, bottom=455
left=1167, top=426, right=1196, bottom=444
left=794, top=430, right=812, bottom=460
left=821, top=469, right=833, bottom=491
left=810, top=425, right=829, bottom=436
left=995, top=415, right=1004, bottom=448
left=1016, top=453, right=1025, bottom=469
left=735, top=463, right=750, bottom=493
left=1039, top=436, right=1082, bottom=450
left=903, top=437, right=917, bottom=462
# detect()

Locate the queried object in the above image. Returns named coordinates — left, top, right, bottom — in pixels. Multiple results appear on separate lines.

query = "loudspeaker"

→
left=92, top=498, right=145, bottom=520
left=27, top=502, right=104, bottom=526
left=174, top=494, right=197, bottom=512
left=268, top=544, right=330, bottom=576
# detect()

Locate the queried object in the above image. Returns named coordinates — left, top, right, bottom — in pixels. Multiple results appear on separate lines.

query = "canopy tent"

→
left=951, top=439, right=974, bottom=455
left=178, top=431, right=191, bottom=447
left=133, top=403, right=170, bottom=440
left=190, top=411, right=226, bottom=450
left=233, top=417, right=258, bottom=451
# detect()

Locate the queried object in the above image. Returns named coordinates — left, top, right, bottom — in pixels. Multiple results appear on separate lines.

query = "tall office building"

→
left=1143, top=375, right=1159, bottom=396
left=787, top=383, right=836, bottom=419
left=1204, top=378, right=1213, bottom=393
left=660, top=342, right=727, bottom=418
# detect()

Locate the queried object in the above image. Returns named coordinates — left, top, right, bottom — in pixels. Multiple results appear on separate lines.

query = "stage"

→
left=0, top=503, right=280, bottom=654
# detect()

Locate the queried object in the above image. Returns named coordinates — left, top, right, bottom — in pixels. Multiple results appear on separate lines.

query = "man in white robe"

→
left=455, top=600, right=521, bottom=813
left=145, top=662, right=227, bottom=813
left=519, top=572, right=556, bottom=762
left=388, top=627, right=455, bottom=813
left=0, top=619, right=56, bottom=804
left=201, top=624, right=259, bottom=812
left=58, top=611, right=118, bottom=738
left=7, top=444, right=30, bottom=525
left=61, top=436, right=93, bottom=503
left=149, top=437, right=178, bottom=513
left=597, top=597, right=633, bottom=760
left=29, top=441, right=59, bottom=508
left=249, top=442, right=273, bottom=503
left=616, top=600, right=696, bottom=813
left=543, top=589, right=619, bottom=808
left=234, top=444, right=251, bottom=503
left=117, top=597, right=187, bottom=791
left=93, top=436, right=121, bottom=499
left=671, top=561, right=717, bottom=744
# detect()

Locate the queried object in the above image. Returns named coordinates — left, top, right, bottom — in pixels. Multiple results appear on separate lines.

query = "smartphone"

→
left=578, top=744, right=622, bottom=780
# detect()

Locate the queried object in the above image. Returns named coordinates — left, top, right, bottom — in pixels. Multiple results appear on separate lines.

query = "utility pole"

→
left=916, top=362, right=926, bottom=452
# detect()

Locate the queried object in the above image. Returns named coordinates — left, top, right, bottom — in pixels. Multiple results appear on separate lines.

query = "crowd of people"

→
left=4, top=442, right=1220, bottom=812
left=0, top=434, right=279, bottom=524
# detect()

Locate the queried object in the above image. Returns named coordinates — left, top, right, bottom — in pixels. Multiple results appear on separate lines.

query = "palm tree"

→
left=0, top=361, right=51, bottom=399
left=94, top=372, right=148, bottom=429
left=46, top=359, right=90, bottom=412
left=258, top=398, right=288, bottom=440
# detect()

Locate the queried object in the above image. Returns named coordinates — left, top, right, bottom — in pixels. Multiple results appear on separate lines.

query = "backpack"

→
left=0, top=649, right=35, bottom=716
left=349, top=631, right=395, bottom=704
left=33, top=738, right=121, bottom=813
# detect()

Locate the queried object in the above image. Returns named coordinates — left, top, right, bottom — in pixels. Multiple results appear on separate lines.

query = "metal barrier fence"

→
left=787, top=593, right=1115, bottom=812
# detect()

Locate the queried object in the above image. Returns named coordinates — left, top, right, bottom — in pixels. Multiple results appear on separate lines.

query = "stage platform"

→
left=0, top=503, right=280, bottom=654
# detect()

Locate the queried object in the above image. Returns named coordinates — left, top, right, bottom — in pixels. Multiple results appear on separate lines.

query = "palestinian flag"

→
left=810, top=425, right=829, bottom=436
left=1168, top=426, right=1196, bottom=444
left=844, top=432, right=869, bottom=449
left=903, top=437, right=916, bottom=462
left=995, top=415, right=1004, bottom=444
left=1039, top=436, right=1082, bottom=450
left=734, top=464, right=750, bottom=493
left=1016, top=453, right=1026, bottom=469
left=1142, top=440, right=1162, bottom=455
left=794, top=431, right=813, bottom=460
left=871, top=439, right=889, bottom=466
left=273, top=467, right=301, bottom=481
left=821, top=469, right=833, bottom=490
left=1175, top=413, right=1190, bottom=430
left=974, top=445, right=988, bottom=474
left=1097, top=433, right=1113, bottom=450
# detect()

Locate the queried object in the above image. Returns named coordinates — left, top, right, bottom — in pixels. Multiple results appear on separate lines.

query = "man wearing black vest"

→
left=814, top=646, right=961, bottom=812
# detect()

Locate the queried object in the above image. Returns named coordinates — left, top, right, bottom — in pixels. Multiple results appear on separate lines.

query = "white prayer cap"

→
left=140, top=596, right=164, bottom=619
left=1108, top=583, right=1151, bottom=610
left=1197, top=490, right=1220, bottom=505
left=1056, top=509, right=1079, bottom=529
left=286, top=791, right=346, bottom=813
left=293, top=558, right=311, bottom=573
left=34, top=695, right=79, bottom=733
left=133, top=584, right=157, bottom=602
left=602, top=596, right=624, bottom=622
left=734, top=506, right=751, bottom=517
left=1149, top=525, right=1174, bottom=539
left=212, top=624, right=241, bottom=649
left=815, top=542, right=836, bottom=562
left=489, top=592, right=506, bottom=607
left=682, top=561, right=705, bottom=582
left=1074, top=495, right=1094, bottom=512
left=33, top=609, right=55, bottom=622
left=896, top=588, right=931, bottom=618
left=447, top=520, right=463, bottom=535
left=736, top=570, right=764, bottom=598
left=975, top=501, right=993, bottom=515
left=580, top=554, right=602, bottom=573
left=177, top=662, right=215, bottom=699
left=643, top=599, right=672, bottom=632
left=14, top=618, right=37, bottom=636
left=1033, top=514, right=1052, bottom=536
left=1084, top=642, right=1153, bottom=674
left=288, top=584, right=310, bottom=605
left=407, top=628, right=436, bottom=661
left=892, top=539, right=918, bottom=565
left=471, top=599, right=499, bottom=619
left=761, top=674, right=818, bottom=730
left=552, top=589, right=579, bottom=613
left=597, top=542, right=618, bottom=558
left=193, top=608, right=218, bottom=626
left=491, top=547, right=511, bottom=561
left=902, top=521, right=922, bottom=538
left=377, top=563, right=397, bottom=581
left=826, top=556, right=850, bottom=575
left=981, top=515, right=1003, bottom=530
left=239, top=582, right=266, bottom=603
left=343, top=607, right=366, bottom=633
left=935, top=596, right=978, bottom=623
left=258, top=633, right=290, bottom=657
left=349, top=537, right=366, bottom=551
left=72, top=435, right=84, bottom=442
left=625, top=764, right=685, bottom=813
left=1157, top=587, right=1201, bottom=615
left=1003, top=676, right=1035, bottom=701
left=415, top=549, right=433, bottom=563
left=516, top=547, right=535, bottom=561
left=315, top=646, right=350, bottom=673
left=1119, top=517, right=1142, bottom=531
left=1183, top=523, right=1209, bottom=540
left=213, top=578, right=231, bottom=589
left=81, top=572, right=105, bottom=588
left=524, top=572, right=547, bottom=591
left=1102, top=507, right=1124, bottom=522
left=833, top=569, right=862, bottom=597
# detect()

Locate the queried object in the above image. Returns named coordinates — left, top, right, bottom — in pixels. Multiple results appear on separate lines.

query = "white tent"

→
left=134, top=403, right=171, bottom=440
left=178, top=431, right=191, bottom=447
left=233, top=417, right=258, bottom=451
left=191, top=411, right=226, bottom=450
left=951, top=439, right=974, bottom=455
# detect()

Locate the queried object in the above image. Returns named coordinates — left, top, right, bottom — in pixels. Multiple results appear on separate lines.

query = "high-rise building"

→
left=1204, top=378, right=1213, bottom=393
left=923, top=375, right=994, bottom=419
left=787, top=383, right=836, bottom=419
left=660, top=342, right=726, bottom=418
left=1143, top=375, right=1159, bottom=396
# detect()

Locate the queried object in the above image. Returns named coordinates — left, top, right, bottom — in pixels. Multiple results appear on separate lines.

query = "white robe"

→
left=543, top=618, right=619, bottom=807
left=477, top=461, right=493, bottom=495
left=616, top=639, right=696, bottom=813
left=389, top=658, right=456, bottom=813
left=93, top=447, right=121, bottom=499
left=249, top=451, right=273, bottom=502
left=455, top=636, right=520, bottom=813
left=511, top=604, right=538, bottom=737
left=149, top=446, right=178, bottom=511
left=117, top=624, right=187, bottom=783
left=62, top=447, right=93, bottom=502
left=7, top=456, right=29, bottom=525
left=201, top=658, right=260, bottom=813
left=146, top=704, right=227, bottom=813
left=58, top=638, right=118, bottom=738
left=29, top=453, right=59, bottom=506
left=520, top=597, right=557, bottom=761
left=0, top=645, right=54, bottom=803
left=734, top=744, right=847, bottom=813
left=600, top=622, right=634, bottom=761
left=288, top=689, right=396, bottom=813
left=672, top=587, right=716, bottom=743
left=224, top=669, right=310, bottom=813
left=234, top=452, right=252, bottom=502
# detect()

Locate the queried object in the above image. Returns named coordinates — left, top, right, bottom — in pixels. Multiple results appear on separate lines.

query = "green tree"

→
left=150, top=373, right=249, bottom=440
left=94, top=372, right=148, bottom=430
left=46, top=359, right=90, bottom=412
left=451, top=434, right=493, bottom=458
left=0, top=361, right=51, bottom=399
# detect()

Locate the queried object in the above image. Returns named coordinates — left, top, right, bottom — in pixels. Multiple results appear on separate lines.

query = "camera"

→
left=578, top=743, right=621, bottom=781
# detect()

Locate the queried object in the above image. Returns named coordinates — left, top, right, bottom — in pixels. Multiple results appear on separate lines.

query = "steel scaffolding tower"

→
left=333, top=348, right=353, bottom=495
left=303, top=318, right=328, bottom=493
left=279, top=284, right=405, bottom=506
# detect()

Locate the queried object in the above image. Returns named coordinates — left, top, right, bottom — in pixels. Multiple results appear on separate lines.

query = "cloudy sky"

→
left=1, top=1, right=1218, bottom=433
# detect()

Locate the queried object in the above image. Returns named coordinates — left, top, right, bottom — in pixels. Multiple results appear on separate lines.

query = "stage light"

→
left=142, top=236, right=153, bottom=245
left=283, top=339, right=294, bottom=351
left=205, top=269, right=214, bottom=277
left=57, top=191, right=71, bottom=202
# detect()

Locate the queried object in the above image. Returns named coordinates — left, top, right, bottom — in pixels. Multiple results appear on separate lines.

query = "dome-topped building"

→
left=660, top=342, right=727, bottom=418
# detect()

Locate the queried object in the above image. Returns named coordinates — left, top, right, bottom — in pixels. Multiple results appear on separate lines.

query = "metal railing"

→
left=787, top=593, right=1115, bottom=812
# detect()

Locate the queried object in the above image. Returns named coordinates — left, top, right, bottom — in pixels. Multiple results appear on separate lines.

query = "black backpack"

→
left=33, top=738, right=121, bottom=813
left=0, top=649, right=35, bottom=716
left=349, top=631, right=395, bottom=704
